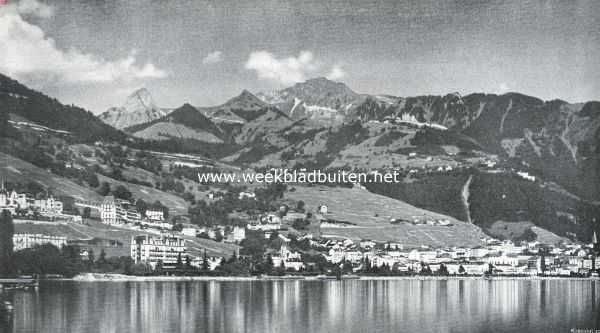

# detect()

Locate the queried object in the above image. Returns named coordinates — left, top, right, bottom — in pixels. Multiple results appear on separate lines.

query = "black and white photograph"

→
left=0, top=0, right=599, bottom=332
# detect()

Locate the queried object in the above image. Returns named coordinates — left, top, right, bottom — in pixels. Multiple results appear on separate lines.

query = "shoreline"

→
left=64, top=273, right=600, bottom=282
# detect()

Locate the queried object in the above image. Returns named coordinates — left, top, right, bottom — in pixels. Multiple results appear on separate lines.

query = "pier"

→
left=0, top=279, right=39, bottom=290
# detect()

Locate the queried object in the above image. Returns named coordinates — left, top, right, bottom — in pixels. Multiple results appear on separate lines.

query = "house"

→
left=238, top=191, right=256, bottom=200
left=191, top=256, right=222, bottom=270
left=181, top=227, right=199, bottom=237
left=247, top=223, right=281, bottom=231
left=13, top=233, right=67, bottom=251
left=384, top=242, right=403, bottom=250
left=261, top=213, right=281, bottom=224
left=100, top=196, right=122, bottom=225
left=360, top=240, right=377, bottom=250
left=130, top=234, right=186, bottom=269
left=33, top=196, right=64, bottom=215
left=318, top=205, right=328, bottom=214
left=271, top=244, right=305, bottom=271
left=0, top=187, right=19, bottom=215
left=145, top=209, right=164, bottom=221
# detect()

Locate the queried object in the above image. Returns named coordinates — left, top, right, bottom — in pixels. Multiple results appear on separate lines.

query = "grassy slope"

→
left=0, top=151, right=103, bottom=202
left=96, top=174, right=188, bottom=216
left=286, top=185, right=487, bottom=247
left=14, top=219, right=238, bottom=258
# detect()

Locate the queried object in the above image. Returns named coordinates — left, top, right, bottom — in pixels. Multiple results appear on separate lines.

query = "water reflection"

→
left=1, top=279, right=598, bottom=333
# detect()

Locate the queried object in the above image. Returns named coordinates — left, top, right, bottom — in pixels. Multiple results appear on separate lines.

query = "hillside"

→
left=365, top=169, right=600, bottom=243
left=286, top=185, right=488, bottom=247
left=0, top=151, right=103, bottom=202
left=0, top=73, right=126, bottom=143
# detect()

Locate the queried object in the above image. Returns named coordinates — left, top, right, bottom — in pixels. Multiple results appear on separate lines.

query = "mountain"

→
left=257, top=77, right=364, bottom=124
left=0, top=73, right=126, bottom=143
left=349, top=92, right=600, bottom=200
left=198, top=90, right=269, bottom=124
left=99, top=88, right=167, bottom=130
left=128, top=103, right=224, bottom=143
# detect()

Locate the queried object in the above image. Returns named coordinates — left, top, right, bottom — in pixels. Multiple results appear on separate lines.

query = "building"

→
left=33, top=196, right=63, bottom=215
left=0, top=183, right=30, bottom=214
left=100, top=196, right=142, bottom=225
left=100, top=196, right=122, bottom=225
left=145, top=209, right=164, bottom=221
left=318, top=205, right=328, bottom=214
left=272, top=245, right=305, bottom=271
left=130, top=234, right=186, bottom=269
left=181, top=227, right=199, bottom=237
left=238, top=191, right=256, bottom=200
left=13, top=233, right=67, bottom=251
left=232, top=226, right=246, bottom=242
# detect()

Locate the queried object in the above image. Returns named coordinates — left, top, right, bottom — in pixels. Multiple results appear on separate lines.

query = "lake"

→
left=1, top=279, right=599, bottom=332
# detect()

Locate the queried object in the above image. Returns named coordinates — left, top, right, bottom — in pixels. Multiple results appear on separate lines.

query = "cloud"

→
left=17, top=0, right=54, bottom=18
left=498, top=83, right=510, bottom=94
left=245, top=50, right=318, bottom=85
left=0, top=5, right=167, bottom=84
left=327, top=64, right=346, bottom=80
left=202, top=51, right=222, bottom=64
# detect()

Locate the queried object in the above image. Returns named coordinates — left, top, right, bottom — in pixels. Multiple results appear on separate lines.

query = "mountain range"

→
left=1, top=72, right=599, bottom=243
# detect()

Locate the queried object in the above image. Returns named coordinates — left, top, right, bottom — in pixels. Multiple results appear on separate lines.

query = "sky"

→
left=1, top=0, right=599, bottom=113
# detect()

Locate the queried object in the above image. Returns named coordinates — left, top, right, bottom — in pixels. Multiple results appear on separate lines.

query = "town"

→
left=2, top=180, right=599, bottom=279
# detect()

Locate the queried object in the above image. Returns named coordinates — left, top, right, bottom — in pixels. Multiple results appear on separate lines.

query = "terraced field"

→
left=286, top=185, right=488, bottom=247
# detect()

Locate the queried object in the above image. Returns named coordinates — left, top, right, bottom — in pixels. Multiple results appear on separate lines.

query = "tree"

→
left=112, top=185, right=132, bottom=201
left=87, top=248, right=95, bottom=270
left=97, top=249, right=107, bottom=265
left=176, top=253, right=183, bottom=269
left=540, top=248, right=546, bottom=275
left=458, top=265, right=466, bottom=275
left=82, top=207, right=91, bottom=219
left=296, top=200, right=305, bottom=212
left=202, top=250, right=210, bottom=272
left=98, top=182, right=111, bottom=196
left=0, top=210, right=14, bottom=276
left=438, top=263, right=449, bottom=276
left=135, top=199, right=148, bottom=216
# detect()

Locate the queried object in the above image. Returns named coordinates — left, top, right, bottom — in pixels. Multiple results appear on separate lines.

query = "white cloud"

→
left=0, top=6, right=167, bottom=84
left=17, top=0, right=54, bottom=18
left=327, top=64, right=346, bottom=80
left=202, top=51, right=222, bottom=65
left=245, top=50, right=318, bottom=85
left=498, top=83, right=510, bottom=94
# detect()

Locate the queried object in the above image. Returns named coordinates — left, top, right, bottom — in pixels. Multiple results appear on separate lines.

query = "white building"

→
left=318, top=205, right=328, bottom=214
left=101, top=196, right=122, bottom=225
left=191, top=256, right=222, bottom=270
left=130, top=234, right=186, bottom=269
left=272, top=245, right=305, bottom=271
left=238, top=191, right=256, bottom=200
left=232, top=226, right=246, bottom=242
left=145, top=209, right=164, bottom=221
left=100, top=196, right=141, bottom=225
left=33, top=196, right=63, bottom=215
left=182, top=227, right=199, bottom=237
left=13, top=233, right=67, bottom=251
left=0, top=187, right=24, bottom=214
left=247, top=222, right=281, bottom=231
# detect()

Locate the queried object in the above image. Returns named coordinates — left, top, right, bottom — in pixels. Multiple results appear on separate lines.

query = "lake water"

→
left=1, top=279, right=599, bottom=333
